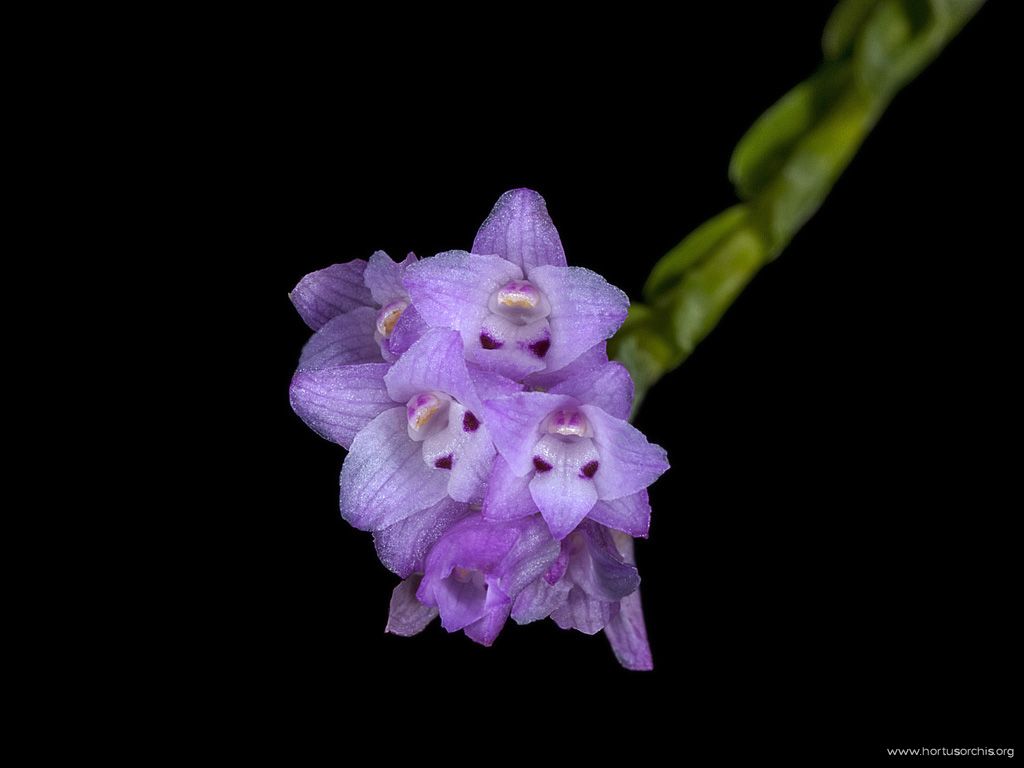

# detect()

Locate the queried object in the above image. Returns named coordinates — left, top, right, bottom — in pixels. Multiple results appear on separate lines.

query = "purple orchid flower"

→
left=288, top=188, right=667, bottom=670
left=408, top=514, right=560, bottom=646
left=481, top=349, right=668, bottom=540
left=290, top=250, right=426, bottom=370
left=403, top=190, right=629, bottom=379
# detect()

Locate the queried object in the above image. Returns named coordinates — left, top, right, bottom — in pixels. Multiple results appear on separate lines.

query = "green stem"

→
left=610, top=0, right=984, bottom=415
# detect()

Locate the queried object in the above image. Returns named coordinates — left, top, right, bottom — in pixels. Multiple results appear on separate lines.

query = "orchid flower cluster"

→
left=289, top=190, right=668, bottom=669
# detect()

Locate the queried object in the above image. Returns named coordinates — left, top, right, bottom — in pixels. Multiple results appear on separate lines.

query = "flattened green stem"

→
left=611, top=0, right=984, bottom=416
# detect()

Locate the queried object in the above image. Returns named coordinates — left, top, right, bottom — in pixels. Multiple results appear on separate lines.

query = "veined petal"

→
left=364, top=250, right=416, bottom=305
left=472, top=189, right=567, bottom=272
left=498, top=516, right=562, bottom=599
left=523, top=341, right=609, bottom=391
left=482, top=455, right=537, bottom=522
left=483, top=392, right=577, bottom=476
left=385, top=576, right=438, bottom=637
left=529, top=435, right=601, bottom=540
left=387, top=304, right=428, bottom=358
left=374, top=497, right=471, bottom=578
left=570, top=522, right=640, bottom=602
left=587, top=490, right=651, bottom=538
left=603, top=531, right=653, bottom=670
left=581, top=405, right=669, bottom=500
left=290, top=260, right=372, bottom=330
left=605, top=589, right=653, bottom=671
left=340, top=407, right=449, bottom=530
left=545, top=361, right=634, bottom=421
left=528, top=265, right=629, bottom=372
left=297, top=307, right=381, bottom=370
left=289, top=363, right=392, bottom=449
left=463, top=604, right=511, bottom=647
left=552, top=586, right=618, bottom=635
left=403, top=250, right=522, bottom=337
left=511, top=577, right=570, bottom=624
left=384, top=329, right=482, bottom=413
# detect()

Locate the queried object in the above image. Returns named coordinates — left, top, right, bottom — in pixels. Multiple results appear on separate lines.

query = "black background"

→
left=228, top=3, right=1017, bottom=758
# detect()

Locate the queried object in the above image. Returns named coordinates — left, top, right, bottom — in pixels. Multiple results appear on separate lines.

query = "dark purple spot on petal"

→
left=533, top=457, right=552, bottom=473
left=529, top=338, right=550, bottom=358
left=581, top=460, right=599, bottom=478
left=480, top=333, right=502, bottom=350
left=462, top=411, right=480, bottom=432
left=435, top=455, right=453, bottom=470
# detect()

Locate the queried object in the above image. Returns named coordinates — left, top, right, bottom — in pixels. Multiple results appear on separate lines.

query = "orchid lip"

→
left=487, top=279, right=551, bottom=325
left=376, top=299, right=409, bottom=338
left=406, top=391, right=452, bottom=441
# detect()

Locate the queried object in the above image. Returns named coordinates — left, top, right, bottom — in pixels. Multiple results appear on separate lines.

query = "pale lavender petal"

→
left=511, top=577, right=570, bottom=624
left=483, top=392, right=576, bottom=476
left=419, top=516, right=522, bottom=584
left=364, top=250, right=417, bottom=305
left=603, top=530, right=653, bottom=670
left=466, top=366, right=523, bottom=402
left=403, top=250, right=522, bottom=338
left=529, top=434, right=601, bottom=540
left=605, top=589, right=653, bottom=670
left=482, top=455, right=537, bottom=522
left=498, top=516, right=562, bottom=598
left=523, top=341, right=609, bottom=391
left=289, top=363, right=392, bottom=450
left=297, top=307, right=381, bottom=370
left=290, top=260, right=372, bottom=330
left=432, top=569, right=490, bottom=631
left=374, top=497, right=471, bottom=578
left=582, top=405, right=669, bottom=500
left=385, top=576, right=438, bottom=637
left=472, top=188, right=567, bottom=272
left=545, top=361, right=633, bottom=422
left=587, top=490, right=651, bottom=538
left=340, top=407, right=449, bottom=530
left=463, top=605, right=511, bottom=647
left=528, top=265, right=629, bottom=372
left=552, top=586, right=618, bottom=635
left=569, top=523, right=640, bottom=602
left=384, top=329, right=482, bottom=413
left=387, top=304, right=429, bottom=357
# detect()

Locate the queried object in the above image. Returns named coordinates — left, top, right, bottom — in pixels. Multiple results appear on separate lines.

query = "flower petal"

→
left=403, top=250, right=522, bottom=338
left=587, top=490, right=651, bottom=538
left=523, top=341, right=609, bottom=391
left=498, top=515, right=562, bottom=599
left=385, top=576, right=438, bottom=637
left=290, top=260, right=373, bottom=330
left=340, top=407, right=449, bottom=530
left=604, top=591, right=653, bottom=670
left=603, top=531, right=653, bottom=670
left=387, top=304, right=429, bottom=358
left=551, top=586, right=617, bottom=635
left=527, top=265, right=629, bottom=372
left=463, top=605, right=511, bottom=647
left=581, top=405, right=669, bottom=500
left=472, top=188, right=567, bottom=272
left=511, top=577, right=570, bottom=625
left=297, top=307, right=382, bottom=370
left=374, top=496, right=471, bottom=578
left=483, top=392, right=576, bottom=476
left=432, top=570, right=490, bottom=632
left=289, top=363, right=392, bottom=449
left=364, top=250, right=416, bottom=305
left=569, top=522, right=640, bottom=602
left=529, top=435, right=601, bottom=540
left=482, top=455, right=537, bottom=522
left=545, top=361, right=634, bottom=421
left=384, top=329, right=483, bottom=413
